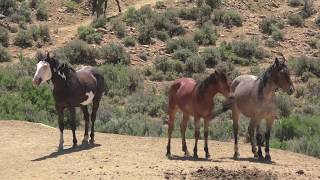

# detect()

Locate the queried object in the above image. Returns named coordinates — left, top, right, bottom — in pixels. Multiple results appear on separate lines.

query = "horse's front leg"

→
left=249, top=120, right=258, bottom=158
left=56, top=106, right=65, bottom=151
left=68, top=106, right=77, bottom=148
left=265, top=118, right=275, bottom=162
left=256, top=124, right=264, bottom=160
left=193, top=116, right=201, bottom=159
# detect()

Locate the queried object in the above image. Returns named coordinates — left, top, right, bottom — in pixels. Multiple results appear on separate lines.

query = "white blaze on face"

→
left=33, top=61, right=52, bottom=85
left=80, top=91, right=95, bottom=105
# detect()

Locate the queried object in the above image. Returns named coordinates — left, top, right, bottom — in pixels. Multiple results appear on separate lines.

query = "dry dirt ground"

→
left=1, top=120, right=320, bottom=180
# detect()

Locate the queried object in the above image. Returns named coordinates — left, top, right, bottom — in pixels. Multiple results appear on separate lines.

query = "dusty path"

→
left=1, top=121, right=320, bottom=179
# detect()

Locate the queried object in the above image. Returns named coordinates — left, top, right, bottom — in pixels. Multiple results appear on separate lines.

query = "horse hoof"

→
left=233, top=152, right=240, bottom=160
left=184, top=151, right=191, bottom=157
left=166, top=153, right=172, bottom=159
left=82, top=140, right=89, bottom=145
left=193, top=154, right=198, bottom=159
left=258, top=155, right=264, bottom=161
left=72, top=144, right=78, bottom=149
left=265, top=154, right=271, bottom=162
left=58, top=145, right=63, bottom=151
left=253, top=152, right=259, bottom=159
left=205, top=153, right=211, bottom=159
left=89, top=139, right=95, bottom=144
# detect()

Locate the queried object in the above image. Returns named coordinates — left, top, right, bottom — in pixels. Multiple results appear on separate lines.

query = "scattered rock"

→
left=0, top=14, right=6, bottom=19
left=296, top=170, right=305, bottom=175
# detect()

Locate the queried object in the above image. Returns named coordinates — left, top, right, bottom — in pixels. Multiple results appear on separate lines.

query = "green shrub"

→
left=301, top=0, right=315, bottom=18
left=91, top=17, right=107, bottom=28
left=288, top=0, right=303, bottom=6
left=30, top=0, right=41, bottom=9
left=166, top=37, right=198, bottom=53
left=78, top=26, right=102, bottom=44
left=306, top=38, right=318, bottom=49
left=99, top=64, right=143, bottom=97
left=215, top=62, right=240, bottom=80
left=36, top=2, right=48, bottom=21
left=100, top=43, right=130, bottom=65
left=0, top=45, right=11, bottom=62
left=14, top=29, right=33, bottom=48
left=0, top=0, right=17, bottom=16
left=173, top=48, right=194, bottom=62
left=276, top=92, right=294, bottom=117
left=204, top=0, right=222, bottom=9
left=307, top=78, right=320, bottom=97
left=123, top=36, right=136, bottom=47
left=139, top=53, right=148, bottom=61
left=185, top=55, right=206, bottom=74
left=212, top=10, right=243, bottom=28
left=55, top=40, right=98, bottom=65
left=228, top=39, right=266, bottom=61
left=155, top=56, right=185, bottom=74
left=288, top=14, right=304, bottom=27
left=0, top=27, right=9, bottom=47
left=179, top=7, right=199, bottom=21
left=124, top=7, right=139, bottom=25
left=156, top=31, right=169, bottom=41
left=197, top=4, right=212, bottom=25
left=138, top=21, right=155, bottom=44
left=10, top=1, right=31, bottom=23
left=30, top=25, right=51, bottom=42
left=150, top=70, right=165, bottom=81
left=250, top=66, right=262, bottom=76
left=201, top=47, right=221, bottom=68
left=193, top=23, right=218, bottom=45
left=259, top=16, right=284, bottom=34
left=155, top=1, right=166, bottom=9
left=111, top=19, right=126, bottom=38
left=271, top=27, right=284, bottom=41
left=64, top=0, right=77, bottom=13
left=289, top=56, right=320, bottom=77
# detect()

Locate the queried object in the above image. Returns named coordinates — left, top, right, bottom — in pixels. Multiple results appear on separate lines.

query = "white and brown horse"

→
left=227, top=57, right=294, bottom=161
left=32, top=53, right=105, bottom=150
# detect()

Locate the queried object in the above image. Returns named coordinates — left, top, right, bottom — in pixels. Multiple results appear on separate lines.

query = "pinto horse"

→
left=166, top=71, right=231, bottom=159
left=227, top=57, right=294, bottom=161
left=32, top=53, right=105, bottom=150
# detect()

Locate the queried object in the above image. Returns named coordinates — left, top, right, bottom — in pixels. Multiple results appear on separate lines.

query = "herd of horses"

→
left=32, top=53, right=294, bottom=162
left=31, top=0, right=296, bottom=164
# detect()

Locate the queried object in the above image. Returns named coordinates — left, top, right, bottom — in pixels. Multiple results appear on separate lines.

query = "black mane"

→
left=49, top=58, right=75, bottom=81
left=197, top=73, right=217, bottom=95
left=257, top=63, right=275, bottom=100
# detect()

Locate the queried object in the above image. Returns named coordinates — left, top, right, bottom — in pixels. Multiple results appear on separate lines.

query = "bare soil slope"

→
left=0, top=121, right=319, bottom=179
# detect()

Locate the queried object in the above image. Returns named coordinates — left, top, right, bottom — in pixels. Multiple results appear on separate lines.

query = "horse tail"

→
left=90, top=68, right=106, bottom=97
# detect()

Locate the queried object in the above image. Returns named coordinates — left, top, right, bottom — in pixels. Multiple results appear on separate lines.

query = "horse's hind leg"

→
left=90, top=98, right=100, bottom=144
left=115, top=0, right=121, bottom=12
left=180, top=114, right=190, bottom=157
left=256, top=124, right=263, bottom=160
left=68, top=107, right=78, bottom=148
left=81, top=105, right=90, bottom=144
left=193, top=116, right=201, bottom=159
left=103, top=0, right=107, bottom=17
left=204, top=118, right=211, bottom=159
left=249, top=119, right=258, bottom=158
left=166, top=105, right=177, bottom=158
left=232, top=107, right=240, bottom=159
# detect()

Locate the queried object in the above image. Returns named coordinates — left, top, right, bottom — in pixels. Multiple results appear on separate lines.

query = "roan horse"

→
left=92, top=0, right=121, bottom=18
left=166, top=71, right=231, bottom=159
left=227, top=57, right=294, bottom=161
left=32, top=53, right=105, bottom=150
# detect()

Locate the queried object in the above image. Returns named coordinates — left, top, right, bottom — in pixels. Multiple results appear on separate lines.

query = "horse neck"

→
left=198, top=83, right=219, bottom=100
left=261, top=77, right=278, bottom=101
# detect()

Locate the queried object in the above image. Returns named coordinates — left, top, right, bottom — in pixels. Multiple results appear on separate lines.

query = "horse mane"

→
left=197, top=73, right=217, bottom=95
left=257, top=63, right=275, bottom=100
left=51, top=58, right=75, bottom=80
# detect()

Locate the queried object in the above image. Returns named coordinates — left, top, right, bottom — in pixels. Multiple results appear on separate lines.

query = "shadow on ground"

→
left=31, top=143, right=101, bottom=162
left=168, top=155, right=222, bottom=162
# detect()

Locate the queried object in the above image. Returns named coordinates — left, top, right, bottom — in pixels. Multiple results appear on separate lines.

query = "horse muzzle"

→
left=287, top=85, right=294, bottom=95
left=32, top=77, right=42, bottom=87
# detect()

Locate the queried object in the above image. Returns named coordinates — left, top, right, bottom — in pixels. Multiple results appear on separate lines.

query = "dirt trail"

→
left=1, top=121, right=320, bottom=179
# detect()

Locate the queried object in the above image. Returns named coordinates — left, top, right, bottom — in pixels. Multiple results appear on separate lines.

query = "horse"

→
left=227, top=57, right=294, bottom=161
left=166, top=70, right=231, bottom=159
left=32, top=53, right=105, bottom=150
left=92, top=0, right=121, bottom=18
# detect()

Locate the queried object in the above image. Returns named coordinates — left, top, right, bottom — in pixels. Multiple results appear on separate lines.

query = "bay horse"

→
left=166, top=71, right=231, bottom=159
left=92, top=0, right=121, bottom=18
left=32, top=53, right=105, bottom=150
left=227, top=57, right=294, bottom=161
